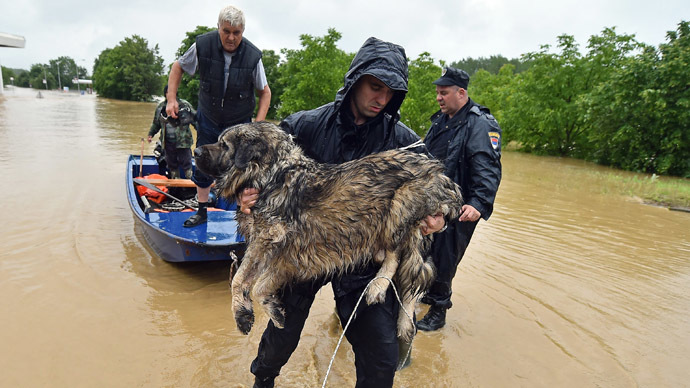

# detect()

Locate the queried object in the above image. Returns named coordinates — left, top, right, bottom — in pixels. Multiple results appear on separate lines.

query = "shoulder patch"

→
left=488, top=131, right=500, bottom=150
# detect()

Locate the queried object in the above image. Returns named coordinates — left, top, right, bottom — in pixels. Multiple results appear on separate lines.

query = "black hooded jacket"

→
left=279, top=37, right=423, bottom=296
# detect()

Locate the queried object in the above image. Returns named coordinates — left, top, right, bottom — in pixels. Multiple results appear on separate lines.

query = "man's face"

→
left=350, top=75, right=394, bottom=125
left=218, top=21, right=243, bottom=53
left=436, top=85, right=467, bottom=118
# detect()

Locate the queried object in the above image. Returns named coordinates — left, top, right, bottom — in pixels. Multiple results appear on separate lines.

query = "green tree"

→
left=173, top=25, right=215, bottom=108
left=93, top=35, right=164, bottom=101
left=451, top=55, right=530, bottom=75
left=25, top=63, right=55, bottom=89
left=585, top=21, right=690, bottom=176
left=470, top=65, right=520, bottom=143
left=506, top=35, right=590, bottom=156
left=400, top=52, right=442, bottom=136
left=261, top=49, right=282, bottom=120
left=2, top=67, right=16, bottom=86
left=47, top=57, right=86, bottom=90
left=276, top=28, right=353, bottom=119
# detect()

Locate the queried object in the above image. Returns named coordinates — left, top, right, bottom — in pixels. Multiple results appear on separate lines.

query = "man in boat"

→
left=147, top=85, right=196, bottom=179
left=416, top=67, right=502, bottom=332
left=239, top=37, right=446, bottom=388
left=164, top=4, right=271, bottom=227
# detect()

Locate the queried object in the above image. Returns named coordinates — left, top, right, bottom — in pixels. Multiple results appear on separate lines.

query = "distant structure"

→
left=0, top=32, right=26, bottom=95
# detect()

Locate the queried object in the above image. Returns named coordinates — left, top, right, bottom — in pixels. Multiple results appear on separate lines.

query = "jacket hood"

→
left=334, top=37, right=409, bottom=117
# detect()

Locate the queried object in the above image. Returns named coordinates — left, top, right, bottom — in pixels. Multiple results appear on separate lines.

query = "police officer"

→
left=416, top=67, right=502, bottom=331
left=165, top=5, right=271, bottom=227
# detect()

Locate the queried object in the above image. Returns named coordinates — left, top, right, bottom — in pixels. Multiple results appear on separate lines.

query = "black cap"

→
left=432, top=67, right=469, bottom=89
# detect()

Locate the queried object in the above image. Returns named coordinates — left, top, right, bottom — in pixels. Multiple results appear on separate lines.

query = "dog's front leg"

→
left=366, top=250, right=398, bottom=305
left=231, top=247, right=260, bottom=334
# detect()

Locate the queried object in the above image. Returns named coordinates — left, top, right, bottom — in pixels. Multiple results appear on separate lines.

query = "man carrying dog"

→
left=415, top=67, right=502, bottom=332
left=165, top=5, right=271, bottom=227
left=239, top=37, right=445, bottom=388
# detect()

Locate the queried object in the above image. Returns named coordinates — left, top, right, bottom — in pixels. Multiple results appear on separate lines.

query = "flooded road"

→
left=1, top=87, right=689, bottom=387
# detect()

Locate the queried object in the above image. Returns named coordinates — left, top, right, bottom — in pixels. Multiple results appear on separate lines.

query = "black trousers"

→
left=425, top=220, right=478, bottom=309
left=163, top=140, right=192, bottom=174
left=250, top=280, right=400, bottom=387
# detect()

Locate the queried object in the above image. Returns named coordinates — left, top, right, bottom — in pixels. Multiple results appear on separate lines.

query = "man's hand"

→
left=166, top=99, right=179, bottom=119
left=459, top=204, right=481, bottom=222
left=238, top=188, right=260, bottom=214
left=421, top=213, right=445, bottom=235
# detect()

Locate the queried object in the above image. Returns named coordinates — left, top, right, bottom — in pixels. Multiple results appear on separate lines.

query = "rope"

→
left=398, top=139, right=424, bottom=151
left=321, top=275, right=415, bottom=388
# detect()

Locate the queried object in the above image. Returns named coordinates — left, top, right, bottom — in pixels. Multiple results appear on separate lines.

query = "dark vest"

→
left=196, top=31, right=262, bottom=126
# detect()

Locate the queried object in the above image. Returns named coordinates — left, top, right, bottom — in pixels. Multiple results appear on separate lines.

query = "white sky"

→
left=1, top=0, right=688, bottom=72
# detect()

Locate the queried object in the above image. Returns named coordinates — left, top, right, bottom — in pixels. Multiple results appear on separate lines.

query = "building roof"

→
left=0, top=32, right=26, bottom=48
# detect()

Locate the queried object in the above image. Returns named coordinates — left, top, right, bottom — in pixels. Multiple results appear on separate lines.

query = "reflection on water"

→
left=1, top=87, right=689, bottom=387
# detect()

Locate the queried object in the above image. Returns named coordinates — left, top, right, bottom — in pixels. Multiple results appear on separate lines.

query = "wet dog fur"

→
left=194, top=121, right=463, bottom=341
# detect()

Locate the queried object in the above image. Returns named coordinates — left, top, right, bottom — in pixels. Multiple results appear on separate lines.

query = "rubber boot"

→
left=415, top=306, right=447, bottom=331
left=253, top=376, right=275, bottom=388
left=184, top=202, right=208, bottom=227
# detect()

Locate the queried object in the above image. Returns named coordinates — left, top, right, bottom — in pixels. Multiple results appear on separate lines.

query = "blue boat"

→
left=126, top=154, right=245, bottom=262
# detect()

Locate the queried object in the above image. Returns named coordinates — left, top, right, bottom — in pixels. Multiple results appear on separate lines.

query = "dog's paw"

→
left=365, top=278, right=389, bottom=305
left=397, top=318, right=416, bottom=343
left=235, top=307, right=255, bottom=335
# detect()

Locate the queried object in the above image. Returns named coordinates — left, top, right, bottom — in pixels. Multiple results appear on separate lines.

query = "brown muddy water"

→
left=1, top=87, right=689, bottom=388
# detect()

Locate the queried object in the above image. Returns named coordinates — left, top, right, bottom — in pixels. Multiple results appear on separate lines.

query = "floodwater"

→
left=1, top=86, right=689, bottom=388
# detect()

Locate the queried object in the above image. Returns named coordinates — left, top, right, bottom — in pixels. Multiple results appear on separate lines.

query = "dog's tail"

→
left=395, top=234, right=436, bottom=300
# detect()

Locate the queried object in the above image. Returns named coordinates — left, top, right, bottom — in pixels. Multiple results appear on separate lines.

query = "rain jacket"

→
left=279, top=37, right=424, bottom=296
left=148, top=98, right=196, bottom=149
left=425, top=99, right=502, bottom=220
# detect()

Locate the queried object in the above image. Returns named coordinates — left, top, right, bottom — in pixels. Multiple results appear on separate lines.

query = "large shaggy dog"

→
left=195, top=122, right=463, bottom=341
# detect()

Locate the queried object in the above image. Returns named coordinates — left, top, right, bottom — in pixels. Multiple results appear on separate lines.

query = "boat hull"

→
left=127, top=155, right=245, bottom=262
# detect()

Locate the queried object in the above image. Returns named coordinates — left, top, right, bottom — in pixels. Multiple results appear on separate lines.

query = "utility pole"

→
left=75, top=62, right=80, bottom=94
left=56, top=62, right=62, bottom=90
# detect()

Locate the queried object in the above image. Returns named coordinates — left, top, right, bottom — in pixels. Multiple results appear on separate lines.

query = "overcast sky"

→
left=1, top=0, right=688, bottom=72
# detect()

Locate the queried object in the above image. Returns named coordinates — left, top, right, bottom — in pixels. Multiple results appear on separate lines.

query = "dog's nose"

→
left=193, top=147, right=203, bottom=158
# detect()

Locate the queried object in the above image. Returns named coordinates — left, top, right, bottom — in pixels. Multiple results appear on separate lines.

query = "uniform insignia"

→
left=441, top=67, right=447, bottom=76
left=488, top=131, right=500, bottom=150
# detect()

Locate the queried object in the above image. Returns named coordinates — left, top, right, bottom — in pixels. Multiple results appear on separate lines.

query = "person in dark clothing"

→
left=147, top=85, right=196, bottom=179
left=238, top=37, right=445, bottom=388
left=416, top=67, right=502, bottom=332
left=164, top=5, right=271, bottom=227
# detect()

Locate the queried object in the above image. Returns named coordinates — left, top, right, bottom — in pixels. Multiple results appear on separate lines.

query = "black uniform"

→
left=423, top=98, right=502, bottom=309
left=251, top=37, right=423, bottom=388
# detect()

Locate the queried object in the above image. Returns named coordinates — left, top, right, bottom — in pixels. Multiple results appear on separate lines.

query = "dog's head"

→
left=194, top=121, right=295, bottom=198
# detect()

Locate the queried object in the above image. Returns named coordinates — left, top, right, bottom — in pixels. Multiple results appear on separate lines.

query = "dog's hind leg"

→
left=231, top=247, right=261, bottom=334
left=366, top=249, right=398, bottom=305
left=252, top=271, right=287, bottom=329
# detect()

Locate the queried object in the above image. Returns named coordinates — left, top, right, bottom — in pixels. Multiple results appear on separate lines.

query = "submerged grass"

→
left=590, top=171, right=690, bottom=210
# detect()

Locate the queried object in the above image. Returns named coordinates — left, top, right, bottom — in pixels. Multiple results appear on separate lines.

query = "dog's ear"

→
left=234, top=139, right=268, bottom=169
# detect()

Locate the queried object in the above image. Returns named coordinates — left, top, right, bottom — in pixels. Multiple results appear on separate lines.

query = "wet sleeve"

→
left=464, top=117, right=502, bottom=220
left=148, top=105, right=162, bottom=137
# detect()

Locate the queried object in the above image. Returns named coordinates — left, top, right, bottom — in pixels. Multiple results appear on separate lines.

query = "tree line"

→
left=4, top=21, right=688, bottom=177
